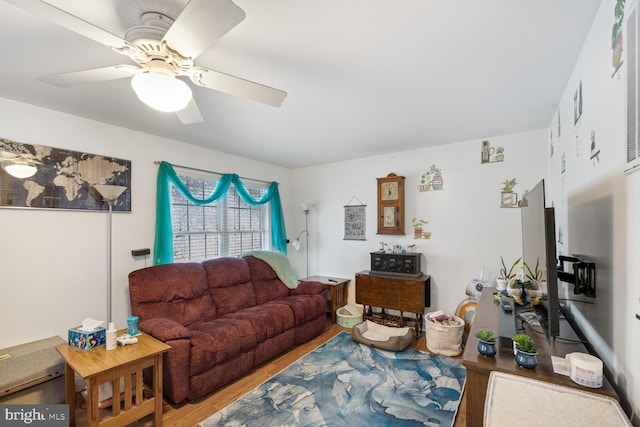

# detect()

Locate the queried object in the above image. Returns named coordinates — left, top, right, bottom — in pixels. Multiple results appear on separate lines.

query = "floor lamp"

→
left=292, top=203, right=312, bottom=278
left=94, top=184, right=126, bottom=324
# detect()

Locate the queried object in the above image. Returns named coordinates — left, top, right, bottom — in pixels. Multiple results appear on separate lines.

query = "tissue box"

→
left=68, top=326, right=106, bottom=351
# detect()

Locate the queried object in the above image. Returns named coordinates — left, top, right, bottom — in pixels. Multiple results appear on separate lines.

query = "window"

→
left=171, top=172, right=271, bottom=261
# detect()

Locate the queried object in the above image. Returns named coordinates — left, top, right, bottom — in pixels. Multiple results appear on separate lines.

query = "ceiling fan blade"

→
left=176, top=98, right=204, bottom=124
left=191, top=67, right=287, bottom=107
left=39, top=65, right=138, bottom=87
left=3, top=0, right=128, bottom=50
left=163, top=0, right=246, bottom=59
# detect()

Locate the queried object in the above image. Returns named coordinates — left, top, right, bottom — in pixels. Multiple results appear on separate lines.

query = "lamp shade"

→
left=1, top=161, right=37, bottom=179
left=292, top=238, right=301, bottom=251
left=131, top=72, right=192, bottom=112
left=94, top=184, right=126, bottom=204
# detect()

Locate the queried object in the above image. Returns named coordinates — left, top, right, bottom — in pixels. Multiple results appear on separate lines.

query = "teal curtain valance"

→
left=154, top=161, right=287, bottom=265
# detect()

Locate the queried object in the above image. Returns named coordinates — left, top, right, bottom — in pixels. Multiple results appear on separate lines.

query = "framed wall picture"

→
left=0, top=137, right=131, bottom=211
left=344, top=204, right=366, bottom=240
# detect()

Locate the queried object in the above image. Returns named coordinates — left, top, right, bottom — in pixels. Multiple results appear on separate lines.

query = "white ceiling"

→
left=0, top=0, right=602, bottom=169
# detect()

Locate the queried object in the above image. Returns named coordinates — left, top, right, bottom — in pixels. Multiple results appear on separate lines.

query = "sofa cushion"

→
left=203, top=257, right=257, bottom=315
left=128, top=263, right=215, bottom=326
left=244, top=256, right=291, bottom=304
left=222, top=302, right=295, bottom=343
left=188, top=319, right=257, bottom=375
left=274, top=294, right=327, bottom=325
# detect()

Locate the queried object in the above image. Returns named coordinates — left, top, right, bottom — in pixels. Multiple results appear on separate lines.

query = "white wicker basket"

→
left=425, top=313, right=465, bottom=356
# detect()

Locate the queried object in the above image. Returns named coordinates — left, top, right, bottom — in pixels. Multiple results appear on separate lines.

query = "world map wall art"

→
left=0, top=137, right=131, bottom=211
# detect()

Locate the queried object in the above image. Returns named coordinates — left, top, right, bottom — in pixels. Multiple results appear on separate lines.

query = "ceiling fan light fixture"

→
left=1, top=160, right=37, bottom=179
left=131, top=72, right=192, bottom=113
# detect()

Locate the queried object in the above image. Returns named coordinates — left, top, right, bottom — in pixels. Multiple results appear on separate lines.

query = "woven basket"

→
left=425, top=313, right=465, bottom=356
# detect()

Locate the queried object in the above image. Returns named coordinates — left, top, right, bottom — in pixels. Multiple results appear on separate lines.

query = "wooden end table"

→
left=56, top=331, right=170, bottom=427
left=303, top=275, right=350, bottom=322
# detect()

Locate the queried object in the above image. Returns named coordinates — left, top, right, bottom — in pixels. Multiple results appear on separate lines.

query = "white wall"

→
left=546, top=0, right=639, bottom=422
left=290, top=129, right=547, bottom=316
left=0, top=97, right=293, bottom=349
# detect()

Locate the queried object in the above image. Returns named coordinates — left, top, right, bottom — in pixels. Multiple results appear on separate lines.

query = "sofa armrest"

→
left=139, top=318, right=192, bottom=342
left=290, top=280, right=328, bottom=297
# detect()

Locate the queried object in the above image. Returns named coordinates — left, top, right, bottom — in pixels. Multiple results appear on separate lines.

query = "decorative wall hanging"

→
left=557, top=110, right=562, bottom=138
left=344, top=196, right=366, bottom=240
left=612, top=0, right=625, bottom=78
left=411, top=217, right=430, bottom=239
left=574, top=80, right=583, bottom=124
left=590, top=130, right=601, bottom=166
left=418, top=164, right=444, bottom=192
left=0, top=137, right=131, bottom=211
left=500, top=178, right=518, bottom=208
left=480, top=140, right=504, bottom=164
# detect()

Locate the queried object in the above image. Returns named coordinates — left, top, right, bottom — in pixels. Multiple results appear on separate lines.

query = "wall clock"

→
left=376, top=173, right=405, bottom=235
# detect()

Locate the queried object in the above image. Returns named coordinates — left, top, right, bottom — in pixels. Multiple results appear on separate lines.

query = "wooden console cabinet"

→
left=355, top=270, right=430, bottom=335
left=462, top=289, right=619, bottom=427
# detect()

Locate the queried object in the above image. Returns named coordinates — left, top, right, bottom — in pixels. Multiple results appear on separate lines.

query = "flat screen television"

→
left=521, top=179, right=560, bottom=339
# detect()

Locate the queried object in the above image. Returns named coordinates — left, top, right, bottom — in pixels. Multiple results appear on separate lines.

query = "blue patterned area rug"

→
left=200, top=331, right=466, bottom=427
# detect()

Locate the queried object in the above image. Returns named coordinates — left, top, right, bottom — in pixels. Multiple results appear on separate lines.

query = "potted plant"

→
left=411, top=217, right=428, bottom=239
left=512, top=333, right=538, bottom=368
left=475, top=330, right=497, bottom=357
left=500, top=178, right=517, bottom=193
left=497, top=256, right=521, bottom=291
left=524, top=258, right=543, bottom=298
left=429, top=164, right=444, bottom=190
left=494, top=146, right=505, bottom=161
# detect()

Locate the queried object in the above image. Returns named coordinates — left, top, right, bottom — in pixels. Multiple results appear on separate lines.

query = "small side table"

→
left=303, top=275, right=350, bottom=323
left=56, top=331, right=170, bottom=427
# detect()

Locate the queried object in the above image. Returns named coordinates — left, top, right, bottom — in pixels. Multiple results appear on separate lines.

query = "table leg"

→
left=64, top=363, right=76, bottom=427
left=153, top=354, right=164, bottom=426
left=87, top=378, right=99, bottom=427
left=329, top=287, right=337, bottom=323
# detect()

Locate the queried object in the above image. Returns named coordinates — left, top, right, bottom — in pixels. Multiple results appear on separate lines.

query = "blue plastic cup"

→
left=127, top=315, right=139, bottom=336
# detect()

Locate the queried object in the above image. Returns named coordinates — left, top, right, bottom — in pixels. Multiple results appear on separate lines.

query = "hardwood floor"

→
left=75, top=320, right=467, bottom=426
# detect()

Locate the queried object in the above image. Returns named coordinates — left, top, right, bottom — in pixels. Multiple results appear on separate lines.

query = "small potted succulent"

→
left=512, top=333, right=538, bottom=368
left=475, top=330, right=497, bottom=357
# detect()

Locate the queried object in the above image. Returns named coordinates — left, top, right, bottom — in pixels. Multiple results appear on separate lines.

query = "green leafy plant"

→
left=475, top=330, right=497, bottom=343
left=421, top=164, right=443, bottom=184
left=501, top=178, right=517, bottom=192
left=411, top=217, right=428, bottom=228
left=495, top=146, right=505, bottom=155
left=524, top=258, right=542, bottom=283
left=512, top=333, right=537, bottom=354
left=612, top=0, right=626, bottom=47
left=510, top=279, right=538, bottom=290
left=499, top=256, right=521, bottom=280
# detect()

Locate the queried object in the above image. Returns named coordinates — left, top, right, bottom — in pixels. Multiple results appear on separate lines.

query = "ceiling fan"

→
left=4, top=0, right=287, bottom=124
